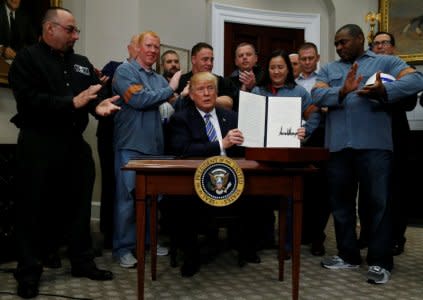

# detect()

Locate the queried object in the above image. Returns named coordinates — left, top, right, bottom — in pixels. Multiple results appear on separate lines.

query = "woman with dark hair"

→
left=251, top=49, right=320, bottom=256
left=252, top=49, right=319, bottom=136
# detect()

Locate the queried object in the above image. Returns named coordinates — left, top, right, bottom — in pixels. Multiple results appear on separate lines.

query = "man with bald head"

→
left=9, top=7, right=119, bottom=298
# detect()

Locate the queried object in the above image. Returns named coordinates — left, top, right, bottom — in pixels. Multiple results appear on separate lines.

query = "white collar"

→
left=5, top=4, right=14, bottom=18
left=298, top=71, right=318, bottom=80
left=197, top=107, right=217, bottom=119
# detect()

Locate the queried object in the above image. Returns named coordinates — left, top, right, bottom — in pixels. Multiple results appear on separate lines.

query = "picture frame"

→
left=155, top=44, right=190, bottom=74
left=1, top=0, right=50, bottom=87
left=379, top=0, right=423, bottom=64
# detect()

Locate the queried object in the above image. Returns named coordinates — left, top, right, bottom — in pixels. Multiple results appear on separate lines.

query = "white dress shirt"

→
left=196, top=107, right=226, bottom=155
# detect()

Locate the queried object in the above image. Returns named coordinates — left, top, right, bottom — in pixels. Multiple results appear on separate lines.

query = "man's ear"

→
left=358, top=34, right=365, bottom=45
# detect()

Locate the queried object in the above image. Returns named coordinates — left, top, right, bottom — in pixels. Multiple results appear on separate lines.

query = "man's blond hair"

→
left=129, top=34, right=140, bottom=45
left=138, top=31, right=160, bottom=44
left=189, top=72, right=218, bottom=92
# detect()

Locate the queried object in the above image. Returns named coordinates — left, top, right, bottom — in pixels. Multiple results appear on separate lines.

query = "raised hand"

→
left=95, top=95, right=121, bottom=117
left=169, top=70, right=182, bottom=91
left=239, top=70, right=256, bottom=91
left=73, top=84, right=103, bottom=108
left=339, top=63, right=363, bottom=100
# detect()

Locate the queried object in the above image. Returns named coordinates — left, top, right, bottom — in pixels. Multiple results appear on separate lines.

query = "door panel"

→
left=224, top=22, right=304, bottom=76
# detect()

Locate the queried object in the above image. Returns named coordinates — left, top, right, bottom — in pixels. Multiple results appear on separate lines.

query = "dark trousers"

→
left=327, top=149, right=393, bottom=270
left=302, top=127, right=330, bottom=245
left=97, top=117, right=115, bottom=243
left=14, top=129, right=95, bottom=280
left=358, top=131, right=410, bottom=247
left=169, top=196, right=259, bottom=262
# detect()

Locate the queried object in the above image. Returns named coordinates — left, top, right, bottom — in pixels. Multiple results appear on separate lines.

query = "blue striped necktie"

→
left=204, top=113, right=218, bottom=142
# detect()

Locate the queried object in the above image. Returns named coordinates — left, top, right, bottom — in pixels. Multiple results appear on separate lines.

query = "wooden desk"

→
left=0, top=57, right=10, bottom=85
left=124, top=157, right=323, bottom=300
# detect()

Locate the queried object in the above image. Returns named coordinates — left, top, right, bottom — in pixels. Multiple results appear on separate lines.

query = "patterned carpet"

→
left=1, top=220, right=423, bottom=300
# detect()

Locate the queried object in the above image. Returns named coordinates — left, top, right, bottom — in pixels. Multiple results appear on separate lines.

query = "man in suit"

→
left=168, top=71, right=259, bottom=277
left=169, top=71, right=243, bottom=157
left=0, top=0, right=37, bottom=60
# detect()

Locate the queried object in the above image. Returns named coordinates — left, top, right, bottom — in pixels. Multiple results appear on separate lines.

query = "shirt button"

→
left=64, top=70, right=67, bottom=74
left=66, top=83, right=70, bottom=86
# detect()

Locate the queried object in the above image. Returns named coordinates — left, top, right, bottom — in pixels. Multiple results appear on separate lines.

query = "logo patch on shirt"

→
left=123, top=84, right=143, bottom=103
left=73, top=64, right=90, bottom=76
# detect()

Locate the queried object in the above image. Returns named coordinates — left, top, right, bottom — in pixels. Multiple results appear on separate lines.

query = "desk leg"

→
left=136, top=197, right=146, bottom=300
left=292, top=175, right=303, bottom=300
left=278, top=199, right=288, bottom=281
left=150, top=195, right=158, bottom=281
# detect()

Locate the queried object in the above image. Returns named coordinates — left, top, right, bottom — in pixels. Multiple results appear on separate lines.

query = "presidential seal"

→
left=194, top=156, right=244, bottom=207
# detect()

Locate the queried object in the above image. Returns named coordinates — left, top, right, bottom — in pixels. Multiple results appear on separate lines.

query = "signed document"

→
left=238, top=91, right=301, bottom=148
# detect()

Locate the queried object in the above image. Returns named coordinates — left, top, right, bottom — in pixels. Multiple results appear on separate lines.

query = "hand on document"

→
left=222, top=128, right=244, bottom=149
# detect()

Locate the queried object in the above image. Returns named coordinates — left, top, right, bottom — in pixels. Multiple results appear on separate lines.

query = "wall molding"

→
left=211, top=3, right=320, bottom=76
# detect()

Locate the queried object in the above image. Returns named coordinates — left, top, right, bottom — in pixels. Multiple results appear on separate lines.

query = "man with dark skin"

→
left=313, top=24, right=422, bottom=285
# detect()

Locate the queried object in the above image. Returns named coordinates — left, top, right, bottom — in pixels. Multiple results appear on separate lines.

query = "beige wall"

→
left=67, top=0, right=380, bottom=67
left=7, top=0, right=418, bottom=220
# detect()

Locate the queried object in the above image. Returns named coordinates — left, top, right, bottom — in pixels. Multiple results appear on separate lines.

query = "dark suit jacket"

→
left=0, top=2, right=37, bottom=51
left=167, top=105, right=244, bottom=158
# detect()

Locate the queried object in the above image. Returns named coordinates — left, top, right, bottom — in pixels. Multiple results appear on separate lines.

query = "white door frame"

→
left=211, top=3, right=320, bottom=76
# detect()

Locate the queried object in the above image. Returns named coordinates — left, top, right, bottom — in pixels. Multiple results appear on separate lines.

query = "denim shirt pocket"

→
left=328, top=72, right=344, bottom=87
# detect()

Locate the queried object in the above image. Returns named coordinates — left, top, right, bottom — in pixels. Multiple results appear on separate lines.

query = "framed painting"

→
left=1, top=0, right=51, bottom=86
left=155, top=44, right=190, bottom=74
left=379, top=0, right=423, bottom=64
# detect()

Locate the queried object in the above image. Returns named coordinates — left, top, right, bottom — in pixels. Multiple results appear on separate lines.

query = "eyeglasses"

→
left=372, top=40, right=391, bottom=47
left=52, top=22, right=81, bottom=34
